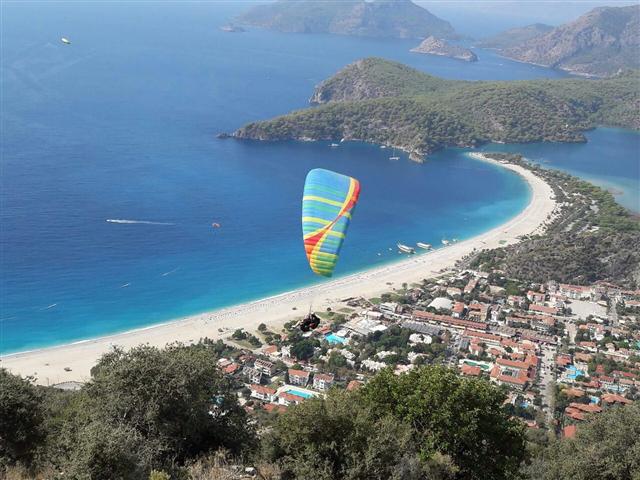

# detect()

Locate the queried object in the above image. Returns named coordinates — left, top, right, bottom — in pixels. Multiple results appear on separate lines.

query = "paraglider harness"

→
left=298, top=312, right=321, bottom=332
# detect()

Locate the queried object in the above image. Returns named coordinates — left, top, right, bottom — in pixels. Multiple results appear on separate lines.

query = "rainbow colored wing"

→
left=302, top=169, right=361, bottom=277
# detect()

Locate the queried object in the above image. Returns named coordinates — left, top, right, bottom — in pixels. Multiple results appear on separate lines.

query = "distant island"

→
left=236, top=0, right=456, bottom=39
left=411, top=36, right=477, bottom=62
left=477, top=23, right=554, bottom=50
left=231, top=58, right=640, bottom=161
left=482, top=5, right=639, bottom=77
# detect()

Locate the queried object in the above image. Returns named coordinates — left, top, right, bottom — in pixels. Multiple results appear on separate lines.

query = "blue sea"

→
left=1, top=2, right=638, bottom=353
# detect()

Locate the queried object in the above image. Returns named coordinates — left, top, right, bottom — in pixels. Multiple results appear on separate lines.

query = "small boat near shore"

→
left=330, top=143, right=340, bottom=148
left=416, top=242, right=432, bottom=250
left=441, top=239, right=451, bottom=246
left=397, top=243, right=415, bottom=254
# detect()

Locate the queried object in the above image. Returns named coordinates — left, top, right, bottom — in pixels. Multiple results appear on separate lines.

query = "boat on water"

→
left=61, top=37, right=71, bottom=45
left=416, top=242, right=432, bottom=250
left=389, top=147, right=400, bottom=161
left=441, top=239, right=450, bottom=246
left=389, top=156, right=400, bottom=161
left=330, top=143, right=340, bottom=148
left=397, top=243, right=415, bottom=254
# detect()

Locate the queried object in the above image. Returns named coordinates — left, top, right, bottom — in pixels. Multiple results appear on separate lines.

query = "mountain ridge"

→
left=498, top=5, right=640, bottom=77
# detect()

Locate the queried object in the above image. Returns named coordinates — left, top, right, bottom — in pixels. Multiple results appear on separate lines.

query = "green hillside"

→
left=234, top=58, right=640, bottom=160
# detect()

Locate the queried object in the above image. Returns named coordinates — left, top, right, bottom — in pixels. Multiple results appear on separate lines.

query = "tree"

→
left=0, top=369, right=44, bottom=468
left=290, top=338, right=318, bottom=361
left=64, top=421, right=147, bottom=480
left=261, top=390, right=425, bottom=480
left=360, top=366, right=527, bottom=480
left=526, top=403, right=640, bottom=480
left=72, top=344, right=254, bottom=473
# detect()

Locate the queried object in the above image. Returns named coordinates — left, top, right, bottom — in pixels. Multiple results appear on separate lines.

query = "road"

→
left=538, top=344, right=557, bottom=426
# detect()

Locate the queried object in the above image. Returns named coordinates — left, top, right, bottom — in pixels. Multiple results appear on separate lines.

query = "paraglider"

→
left=211, top=222, right=221, bottom=229
left=298, top=168, right=361, bottom=332
left=302, top=168, right=360, bottom=278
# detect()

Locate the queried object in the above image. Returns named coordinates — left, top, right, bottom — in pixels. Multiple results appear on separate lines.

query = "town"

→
left=216, top=267, right=640, bottom=438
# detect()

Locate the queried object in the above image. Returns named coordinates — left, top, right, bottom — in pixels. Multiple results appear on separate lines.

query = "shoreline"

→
left=0, top=153, right=557, bottom=385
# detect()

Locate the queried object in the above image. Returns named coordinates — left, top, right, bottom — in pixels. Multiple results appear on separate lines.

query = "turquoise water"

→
left=285, top=388, right=313, bottom=399
left=566, top=365, right=586, bottom=380
left=325, top=333, right=348, bottom=345
left=0, top=3, right=637, bottom=354
left=478, top=128, right=640, bottom=212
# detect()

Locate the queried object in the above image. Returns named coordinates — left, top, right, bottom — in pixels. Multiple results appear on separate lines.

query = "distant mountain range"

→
left=236, top=0, right=456, bottom=39
left=477, top=23, right=554, bottom=50
left=483, top=5, right=640, bottom=77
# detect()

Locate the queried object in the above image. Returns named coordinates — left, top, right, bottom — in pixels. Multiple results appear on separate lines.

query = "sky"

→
left=417, top=0, right=638, bottom=37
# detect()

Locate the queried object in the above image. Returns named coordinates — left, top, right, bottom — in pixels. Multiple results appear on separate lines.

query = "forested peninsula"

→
left=232, top=58, right=640, bottom=161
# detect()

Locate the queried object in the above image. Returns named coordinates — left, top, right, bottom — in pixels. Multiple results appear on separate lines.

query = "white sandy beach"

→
left=1, top=153, right=558, bottom=385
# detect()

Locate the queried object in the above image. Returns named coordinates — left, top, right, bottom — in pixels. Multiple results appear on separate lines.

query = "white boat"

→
left=61, top=37, right=71, bottom=45
left=330, top=143, right=340, bottom=147
left=389, top=147, right=400, bottom=161
left=389, top=156, right=400, bottom=161
left=340, top=138, right=346, bottom=143
left=416, top=242, right=432, bottom=250
left=380, top=145, right=387, bottom=149
left=441, top=239, right=450, bottom=246
left=397, top=243, right=415, bottom=254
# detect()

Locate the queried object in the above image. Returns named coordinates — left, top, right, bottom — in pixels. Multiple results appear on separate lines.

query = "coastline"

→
left=0, top=153, right=557, bottom=385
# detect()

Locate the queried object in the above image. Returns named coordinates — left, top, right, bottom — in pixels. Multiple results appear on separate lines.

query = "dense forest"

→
left=469, top=153, right=640, bottom=289
left=233, top=58, right=640, bottom=159
left=2, top=343, right=639, bottom=479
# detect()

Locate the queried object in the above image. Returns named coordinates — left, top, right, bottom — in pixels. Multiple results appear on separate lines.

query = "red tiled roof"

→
left=250, top=384, right=276, bottom=395
left=565, top=408, right=585, bottom=421
left=463, top=330, right=502, bottom=343
left=529, top=304, right=558, bottom=315
left=346, top=380, right=363, bottom=391
left=569, top=402, right=602, bottom=413
left=314, top=373, right=334, bottom=382
left=279, top=392, right=306, bottom=403
left=288, top=369, right=310, bottom=378
left=413, top=311, right=487, bottom=331
left=461, top=364, right=482, bottom=376
left=497, top=358, right=529, bottom=370
left=563, top=388, right=585, bottom=398
left=563, top=425, right=577, bottom=438
left=223, top=363, right=240, bottom=374
left=601, top=393, right=632, bottom=404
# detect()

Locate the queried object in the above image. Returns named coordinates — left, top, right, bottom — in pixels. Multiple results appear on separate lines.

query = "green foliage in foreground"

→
left=235, top=58, right=640, bottom=156
left=263, top=366, right=527, bottom=480
left=0, top=343, right=253, bottom=478
left=2, top=346, right=639, bottom=479
left=0, top=370, right=44, bottom=468
left=525, top=403, right=640, bottom=480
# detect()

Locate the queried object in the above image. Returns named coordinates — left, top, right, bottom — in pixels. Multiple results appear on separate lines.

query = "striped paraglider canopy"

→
left=302, top=168, right=361, bottom=277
